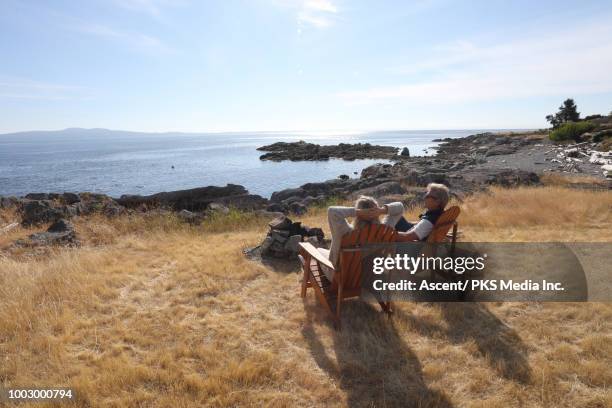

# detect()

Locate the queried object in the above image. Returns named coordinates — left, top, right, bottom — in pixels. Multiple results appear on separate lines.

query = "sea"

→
left=0, top=128, right=513, bottom=198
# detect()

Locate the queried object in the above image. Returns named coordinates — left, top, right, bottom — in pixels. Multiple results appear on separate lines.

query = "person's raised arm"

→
left=381, top=202, right=405, bottom=227
left=327, top=206, right=356, bottom=243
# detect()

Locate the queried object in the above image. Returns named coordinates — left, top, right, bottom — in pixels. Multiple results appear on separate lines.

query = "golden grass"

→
left=1, top=186, right=611, bottom=407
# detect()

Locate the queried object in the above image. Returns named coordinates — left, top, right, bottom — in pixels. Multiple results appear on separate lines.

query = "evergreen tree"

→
left=546, top=98, right=580, bottom=128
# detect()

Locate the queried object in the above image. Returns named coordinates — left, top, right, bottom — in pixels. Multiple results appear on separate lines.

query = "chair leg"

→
left=378, top=301, right=394, bottom=316
left=300, top=255, right=310, bottom=298
left=450, top=223, right=458, bottom=256
left=336, top=282, right=343, bottom=330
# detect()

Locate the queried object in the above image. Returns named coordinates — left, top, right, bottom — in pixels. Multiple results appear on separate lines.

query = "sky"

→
left=1, top=0, right=611, bottom=133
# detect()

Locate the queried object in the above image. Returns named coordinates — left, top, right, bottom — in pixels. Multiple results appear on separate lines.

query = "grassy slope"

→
left=1, top=185, right=611, bottom=407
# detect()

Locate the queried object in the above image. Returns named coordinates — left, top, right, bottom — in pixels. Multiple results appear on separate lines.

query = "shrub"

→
left=584, top=114, right=603, bottom=121
left=592, top=129, right=612, bottom=143
left=549, top=121, right=595, bottom=142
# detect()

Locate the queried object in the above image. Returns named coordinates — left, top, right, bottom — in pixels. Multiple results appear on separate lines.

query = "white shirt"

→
left=409, top=219, right=434, bottom=240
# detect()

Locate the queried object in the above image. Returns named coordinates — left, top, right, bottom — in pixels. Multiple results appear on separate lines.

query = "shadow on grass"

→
left=302, top=300, right=454, bottom=408
left=402, top=303, right=532, bottom=384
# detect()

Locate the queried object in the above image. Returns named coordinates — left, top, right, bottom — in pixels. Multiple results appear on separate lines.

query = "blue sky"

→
left=1, top=0, right=611, bottom=133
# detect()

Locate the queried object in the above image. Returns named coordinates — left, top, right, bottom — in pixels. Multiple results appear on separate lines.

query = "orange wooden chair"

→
left=422, top=205, right=461, bottom=279
left=426, top=205, right=460, bottom=246
left=298, top=223, right=397, bottom=329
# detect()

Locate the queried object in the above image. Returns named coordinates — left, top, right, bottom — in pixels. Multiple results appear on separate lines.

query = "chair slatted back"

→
left=426, top=206, right=461, bottom=243
left=337, top=223, right=397, bottom=291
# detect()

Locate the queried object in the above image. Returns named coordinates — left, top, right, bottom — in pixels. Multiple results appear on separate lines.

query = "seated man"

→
left=395, top=183, right=450, bottom=242
left=317, top=195, right=405, bottom=281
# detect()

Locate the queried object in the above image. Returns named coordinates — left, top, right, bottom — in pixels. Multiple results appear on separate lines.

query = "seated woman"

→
left=394, top=183, right=450, bottom=242
left=317, top=195, right=405, bottom=281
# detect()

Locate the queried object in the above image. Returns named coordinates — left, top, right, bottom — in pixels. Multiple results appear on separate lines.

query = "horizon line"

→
left=0, top=126, right=542, bottom=136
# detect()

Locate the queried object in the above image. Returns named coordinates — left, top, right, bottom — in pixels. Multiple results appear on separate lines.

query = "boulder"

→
left=351, top=181, right=405, bottom=199
left=266, top=203, right=287, bottom=213
left=208, top=203, right=230, bottom=214
left=269, top=216, right=292, bottom=230
left=284, top=235, right=302, bottom=254
left=0, top=196, right=19, bottom=209
left=288, top=202, right=307, bottom=216
left=280, top=195, right=304, bottom=205
left=62, top=192, right=80, bottom=205
left=177, top=209, right=203, bottom=225
left=270, top=188, right=306, bottom=203
left=400, top=147, right=410, bottom=157
left=21, top=200, right=65, bottom=226
left=215, top=194, right=268, bottom=211
left=116, top=184, right=260, bottom=211
left=24, top=219, right=77, bottom=246
left=47, top=218, right=73, bottom=233
left=24, top=193, right=50, bottom=200
left=485, top=145, right=517, bottom=156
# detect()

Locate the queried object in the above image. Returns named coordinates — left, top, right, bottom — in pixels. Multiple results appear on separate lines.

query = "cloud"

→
left=274, top=0, right=338, bottom=28
left=112, top=0, right=187, bottom=17
left=337, top=18, right=612, bottom=105
left=74, top=23, right=174, bottom=55
left=0, top=77, right=91, bottom=100
left=298, top=0, right=337, bottom=28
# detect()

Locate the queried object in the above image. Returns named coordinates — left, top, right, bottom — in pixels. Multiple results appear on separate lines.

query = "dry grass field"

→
left=1, top=185, right=611, bottom=407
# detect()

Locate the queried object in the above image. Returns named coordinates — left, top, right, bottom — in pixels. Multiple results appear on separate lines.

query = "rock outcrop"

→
left=257, top=140, right=399, bottom=161
left=18, top=218, right=78, bottom=247
left=116, top=184, right=267, bottom=211
left=259, top=216, right=324, bottom=259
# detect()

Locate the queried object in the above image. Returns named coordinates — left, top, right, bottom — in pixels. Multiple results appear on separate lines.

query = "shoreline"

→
left=1, top=128, right=610, bottom=227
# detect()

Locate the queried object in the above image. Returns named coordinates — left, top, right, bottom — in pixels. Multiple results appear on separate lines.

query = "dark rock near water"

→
left=257, top=140, right=399, bottom=162
left=21, top=200, right=65, bottom=226
left=0, top=196, right=19, bottom=209
left=62, top=192, right=80, bottom=205
left=25, top=193, right=50, bottom=200
left=116, top=184, right=267, bottom=212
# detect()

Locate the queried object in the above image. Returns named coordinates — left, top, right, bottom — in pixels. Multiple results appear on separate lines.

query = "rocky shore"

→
left=2, top=126, right=611, bottom=248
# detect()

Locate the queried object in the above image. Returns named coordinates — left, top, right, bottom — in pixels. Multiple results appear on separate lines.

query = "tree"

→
left=546, top=98, right=580, bottom=128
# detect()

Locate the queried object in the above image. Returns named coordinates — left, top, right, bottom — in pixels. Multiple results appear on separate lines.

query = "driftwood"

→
left=1, top=222, right=19, bottom=235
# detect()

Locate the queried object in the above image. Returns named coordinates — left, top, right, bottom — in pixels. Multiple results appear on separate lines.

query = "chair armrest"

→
left=298, top=242, right=335, bottom=271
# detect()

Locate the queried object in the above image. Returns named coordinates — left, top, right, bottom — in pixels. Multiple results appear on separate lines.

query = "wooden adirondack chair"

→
left=422, top=205, right=461, bottom=279
left=298, top=223, right=397, bottom=329
left=426, top=205, right=460, bottom=245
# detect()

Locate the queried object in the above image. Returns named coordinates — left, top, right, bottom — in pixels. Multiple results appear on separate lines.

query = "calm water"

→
left=0, top=128, right=505, bottom=198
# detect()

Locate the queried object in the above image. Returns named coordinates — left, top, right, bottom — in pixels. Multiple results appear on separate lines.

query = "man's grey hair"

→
left=426, top=183, right=450, bottom=209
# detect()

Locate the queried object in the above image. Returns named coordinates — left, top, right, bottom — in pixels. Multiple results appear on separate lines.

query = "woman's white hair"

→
left=352, top=195, right=380, bottom=229
left=355, top=195, right=379, bottom=210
